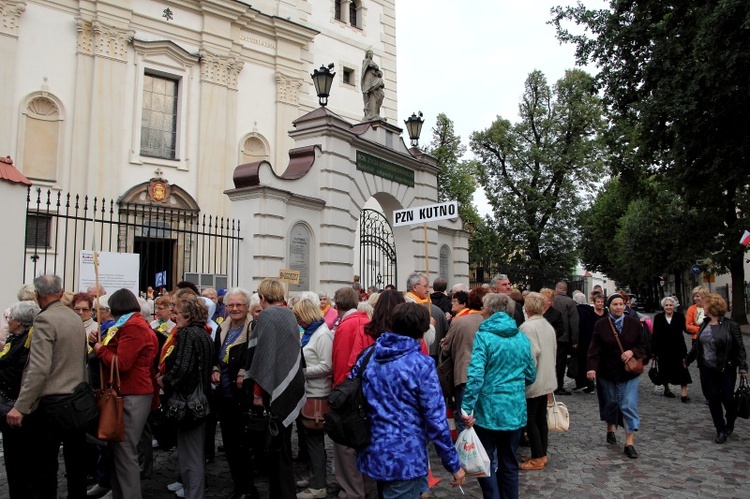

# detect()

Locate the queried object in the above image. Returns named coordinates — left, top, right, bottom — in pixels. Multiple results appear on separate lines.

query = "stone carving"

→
left=92, top=21, right=133, bottom=62
left=27, top=97, right=59, bottom=118
left=76, top=18, right=94, bottom=55
left=200, top=51, right=244, bottom=90
left=361, top=49, right=385, bottom=121
left=0, top=0, right=26, bottom=38
left=275, top=73, right=302, bottom=106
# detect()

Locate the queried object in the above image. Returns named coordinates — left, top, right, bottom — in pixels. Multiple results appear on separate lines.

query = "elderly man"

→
left=404, top=272, right=447, bottom=354
left=490, top=273, right=525, bottom=327
left=8, top=275, right=89, bottom=498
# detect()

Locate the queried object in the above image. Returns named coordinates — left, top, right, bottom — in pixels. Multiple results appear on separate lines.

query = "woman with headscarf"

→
left=93, top=289, right=159, bottom=498
left=0, top=300, right=39, bottom=498
left=587, top=294, right=646, bottom=459
left=651, top=296, right=692, bottom=402
left=684, top=294, right=747, bottom=443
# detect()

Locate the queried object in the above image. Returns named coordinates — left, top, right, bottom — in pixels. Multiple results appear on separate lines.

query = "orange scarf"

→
left=454, top=308, right=470, bottom=318
left=158, top=329, right=178, bottom=374
left=321, top=305, right=331, bottom=315
left=405, top=291, right=431, bottom=306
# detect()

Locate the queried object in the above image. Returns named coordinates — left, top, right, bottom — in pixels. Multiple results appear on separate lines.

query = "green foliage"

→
left=426, top=113, right=481, bottom=227
left=470, top=69, right=605, bottom=287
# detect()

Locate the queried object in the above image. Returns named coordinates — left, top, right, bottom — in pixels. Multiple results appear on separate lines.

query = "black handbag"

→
left=735, top=377, right=750, bottom=420
left=167, top=380, right=210, bottom=430
left=40, top=381, right=99, bottom=432
left=648, top=359, right=664, bottom=386
left=0, top=391, right=16, bottom=432
left=566, top=356, right=579, bottom=380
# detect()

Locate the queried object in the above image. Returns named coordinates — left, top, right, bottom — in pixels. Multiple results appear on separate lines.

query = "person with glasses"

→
left=72, top=292, right=99, bottom=336
left=150, top=296, right=176, bottom=338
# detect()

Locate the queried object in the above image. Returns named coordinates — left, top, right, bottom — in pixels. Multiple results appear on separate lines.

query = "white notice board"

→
left=79, top=251, right=140, bottom=297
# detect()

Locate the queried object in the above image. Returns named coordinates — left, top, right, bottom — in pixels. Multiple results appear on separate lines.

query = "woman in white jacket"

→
left=292, top=298, right=334, bottom=499
left=518, top=292, right=558, bottom=471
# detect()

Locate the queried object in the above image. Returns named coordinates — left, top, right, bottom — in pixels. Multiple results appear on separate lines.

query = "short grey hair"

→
left=661, top=296, right=680, bottom=308
left=489, top=274, right=508, bottom=288
left=137, top=297, right=151, bottom=317
left=406, top=272, right=427, bottom=291
left=572, top=291, right=587, bottom=305
left=294, top=291, right=319, bottom=306
left=34, top=275, right=62, bottom=298
left=225, top=287, right=251, bottom=305
left=483, top=293, right=512, bottom=316
left=8, top=300, right=40, bottom=328
left=249, top=293, right=261, bottom=308
left=452, top=283, right=469, bottom=293
left=17, top=284, right=36, bottom=301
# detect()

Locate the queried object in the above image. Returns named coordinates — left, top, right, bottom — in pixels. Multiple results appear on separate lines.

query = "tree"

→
left=426, top=113, right=480, bottom=227
left=470, top=69, right=605, bottom=289
left=552, top=0, right=750, bottom=322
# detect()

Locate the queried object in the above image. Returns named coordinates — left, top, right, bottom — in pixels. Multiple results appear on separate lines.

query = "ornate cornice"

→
left=275, top=73, right=302, bottom=106
left=0, top=0, right=26, bottom=38
left=76, top=19, right=133, bottom=62
left=199, top=51, right=244, bottom=90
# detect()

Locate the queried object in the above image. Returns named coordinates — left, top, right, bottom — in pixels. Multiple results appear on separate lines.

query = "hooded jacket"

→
left=461, top=312, right=536, bottom=431
left=356, top=332, right=460, bottom=481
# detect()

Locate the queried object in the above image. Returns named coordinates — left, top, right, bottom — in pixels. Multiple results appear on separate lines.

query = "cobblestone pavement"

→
left=2, top=332, right=750, bottom=498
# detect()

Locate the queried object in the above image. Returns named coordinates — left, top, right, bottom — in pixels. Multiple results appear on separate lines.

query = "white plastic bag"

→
left=454, top=427, right=491, bottom=477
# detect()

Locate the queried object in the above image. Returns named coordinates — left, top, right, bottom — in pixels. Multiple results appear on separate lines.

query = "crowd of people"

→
left=0, top=274, right=746, bottom=499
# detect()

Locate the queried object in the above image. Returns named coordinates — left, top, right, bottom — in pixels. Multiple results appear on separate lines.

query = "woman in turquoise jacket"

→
left=462, top=293, right=536, bottom=499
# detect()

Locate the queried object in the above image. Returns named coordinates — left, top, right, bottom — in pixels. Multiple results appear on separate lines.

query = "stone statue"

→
left=361, top=49, right=385, bottom=121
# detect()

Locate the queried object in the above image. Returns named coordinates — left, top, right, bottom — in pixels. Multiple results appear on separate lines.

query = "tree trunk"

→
left=730, top=246, right=747, bottom=324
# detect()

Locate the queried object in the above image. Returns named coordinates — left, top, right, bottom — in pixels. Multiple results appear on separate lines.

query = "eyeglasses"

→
left=73, top=307, right=91, bottom=312
left=226, top=303, right=248, bottom=309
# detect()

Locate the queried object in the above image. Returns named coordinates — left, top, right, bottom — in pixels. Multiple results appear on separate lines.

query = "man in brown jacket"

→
left=7, top=274, right=89, bottom=498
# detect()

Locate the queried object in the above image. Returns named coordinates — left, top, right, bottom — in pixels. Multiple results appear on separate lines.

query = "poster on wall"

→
left=79, top=251, right=140, bottom=297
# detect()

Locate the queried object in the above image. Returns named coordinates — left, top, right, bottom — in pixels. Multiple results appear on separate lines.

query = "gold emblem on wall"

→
left=148, top=178, right=171, bottom=203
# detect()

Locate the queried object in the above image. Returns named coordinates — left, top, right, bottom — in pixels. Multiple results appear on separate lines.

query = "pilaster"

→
left=0, top=0, right=26, bottom=154
left=274, top=72, right=303, bottom=174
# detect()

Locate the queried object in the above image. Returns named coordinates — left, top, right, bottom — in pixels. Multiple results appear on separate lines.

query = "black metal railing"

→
left=23, top=187, right=241, bottom=292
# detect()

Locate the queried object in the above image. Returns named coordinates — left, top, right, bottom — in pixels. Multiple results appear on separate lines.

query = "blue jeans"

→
left=377, top=476, right=425, bottom=499
left=474, top=426, right=521, bottom=499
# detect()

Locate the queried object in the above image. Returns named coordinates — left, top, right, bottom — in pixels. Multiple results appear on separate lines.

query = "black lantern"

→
left=311, top=63, right=336, bottom=107
left=404, top=111, right=424, bottom=147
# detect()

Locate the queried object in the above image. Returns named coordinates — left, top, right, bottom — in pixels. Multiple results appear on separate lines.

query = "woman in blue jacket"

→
left=462, top=293, right=536, bottom=499
left=356, top=302, right=465, bottom=498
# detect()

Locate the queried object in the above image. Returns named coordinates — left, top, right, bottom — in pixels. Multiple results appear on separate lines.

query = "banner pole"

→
left=423, top=222, right=429, bottom=277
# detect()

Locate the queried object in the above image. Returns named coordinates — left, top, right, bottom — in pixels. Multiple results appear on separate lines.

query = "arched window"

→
left=240, top=134, right=270, bottom=165
left=19, top=94, right=64, bottom=182
left=350, top=0, right=361, bottom=28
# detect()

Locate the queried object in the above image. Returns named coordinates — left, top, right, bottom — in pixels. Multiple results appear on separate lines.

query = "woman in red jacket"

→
left=93, top=289, right=159, bottom=499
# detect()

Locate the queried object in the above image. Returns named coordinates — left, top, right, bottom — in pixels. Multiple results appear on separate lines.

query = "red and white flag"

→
left=741, top=230, right=750, bottom=247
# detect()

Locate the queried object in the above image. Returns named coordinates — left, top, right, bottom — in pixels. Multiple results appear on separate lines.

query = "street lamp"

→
left=404, top=111, right=424, bottom=147
left=311, top=63, right=336, bottom=107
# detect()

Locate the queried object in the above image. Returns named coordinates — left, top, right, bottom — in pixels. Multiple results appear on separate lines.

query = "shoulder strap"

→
left=608, top=318, right=626, bottom=354
left=356, top=346, right=376, bottom=380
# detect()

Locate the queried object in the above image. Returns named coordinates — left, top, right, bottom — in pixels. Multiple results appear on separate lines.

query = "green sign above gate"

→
left=356, top=151, right=414, bottom=187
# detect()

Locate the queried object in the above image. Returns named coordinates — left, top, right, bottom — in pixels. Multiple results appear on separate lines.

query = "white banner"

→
left=393, top=201, right=458, bottom=227
left=79, top=251, right=140, bottom=297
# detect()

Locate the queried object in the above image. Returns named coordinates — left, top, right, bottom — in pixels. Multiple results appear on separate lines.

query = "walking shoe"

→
left=87, top=484, right=111, bottom=497
left=520, top=457, right=546, bottom=470
left=175, top=488, right=186, bottom=498
left=296, top=488, right=327, bottom=499
left=554, top=388, right=572, bottom=395
left=681, top=396, right=690, bottom=403
left=296, top=479, right=310, bottom=488
left=606, top=431, right=616, bottom=444
left=715, top=432, right=727, bottom=444
left=167, top=482, right=184, bottom=492
left=583, top=386, right=595, bottom=394
left=624, top=445, right=638, bottom=459
left=663, top=389, right=675, bottom=398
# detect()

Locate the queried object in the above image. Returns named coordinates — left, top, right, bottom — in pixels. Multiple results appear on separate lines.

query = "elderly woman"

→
left=587, top=294, right=646, bottom=459
left=685, top=286, right=709, bottom=341
left=293, top=298, right=333, bottom=499
left=651, top=296, right=692, bottom=401
left=462, top=293, right=536, bottom=499
left=574, top=291, right=606, bottom=393
left=441, top=287, right=487, bottom=432
left=357, top=302, right=465, bottom=498
left=319, top=292, right=338, bottom=329
left=211, top=287, right=258, bottom=499
left=158, top=293, right=214, bottom=498
left=71, top=292, right=99, bottom=336
left=93, top=289, right=159, bottom=499
left=685, top=294, right=747, bottom=443
left=0, top=300, right=39, bottom=498
left=518, top=292, right=557, bottom=471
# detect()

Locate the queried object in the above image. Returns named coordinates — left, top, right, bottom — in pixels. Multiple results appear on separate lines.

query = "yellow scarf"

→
left=23, top=327, right=35, bottom=349
left=102, top=326, right=118, bottom=346
left=159, top=330, right=178, bottom=374
left=0, top=342, right=11, bottom=359
left=405, top=291, right=431, bottom=306
left=321, top=304, right=331, bottom=315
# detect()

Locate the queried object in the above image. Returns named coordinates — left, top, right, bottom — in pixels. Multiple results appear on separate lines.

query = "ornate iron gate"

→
left=359, top=209, right=397, bottom=290
left=23, top=187, right=241, bottom=292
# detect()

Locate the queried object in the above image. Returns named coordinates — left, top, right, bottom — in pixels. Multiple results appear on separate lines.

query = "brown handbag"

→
left=609, top=319, right=644, bottom=375
left=96, top=355, right=125, bottom=442
left=300, top=397, right=330, bottom=431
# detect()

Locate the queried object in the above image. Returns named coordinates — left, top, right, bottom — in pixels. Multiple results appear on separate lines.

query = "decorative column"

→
left=274, top=72, right=302, bottom=174
left=0, top=0, right=27, bottom=153
left=196, top=50, right=243, bottom=216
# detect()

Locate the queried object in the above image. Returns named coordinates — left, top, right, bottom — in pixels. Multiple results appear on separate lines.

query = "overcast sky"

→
left=395, top=1, right=602, bottom=214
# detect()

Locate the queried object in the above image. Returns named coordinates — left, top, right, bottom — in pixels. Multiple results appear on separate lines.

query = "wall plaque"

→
left=356, top=151, right=414, bottom=187
left=289, top=224, right=310, bottom=292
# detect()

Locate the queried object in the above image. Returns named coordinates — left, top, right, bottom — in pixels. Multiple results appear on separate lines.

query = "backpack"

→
left=324, top=346, right=375, bottom=449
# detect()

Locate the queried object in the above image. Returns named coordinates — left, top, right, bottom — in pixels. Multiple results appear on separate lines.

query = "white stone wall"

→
left=0, top=181, right=29, bottom=307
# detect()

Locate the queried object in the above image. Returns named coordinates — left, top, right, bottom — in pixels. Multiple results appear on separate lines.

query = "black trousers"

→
left=526, top=395, right=549, bottom=459
left=556, top=341, right=570, bottom=390
left=27, top=408, right=88, bottom=499
left=267, top=420, right=295, bottom=499
left=699, top=367, right=737, bottom=433
left=2, top=425, right=33, bottom=498
left=216, top=396, right=256, bottom=495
